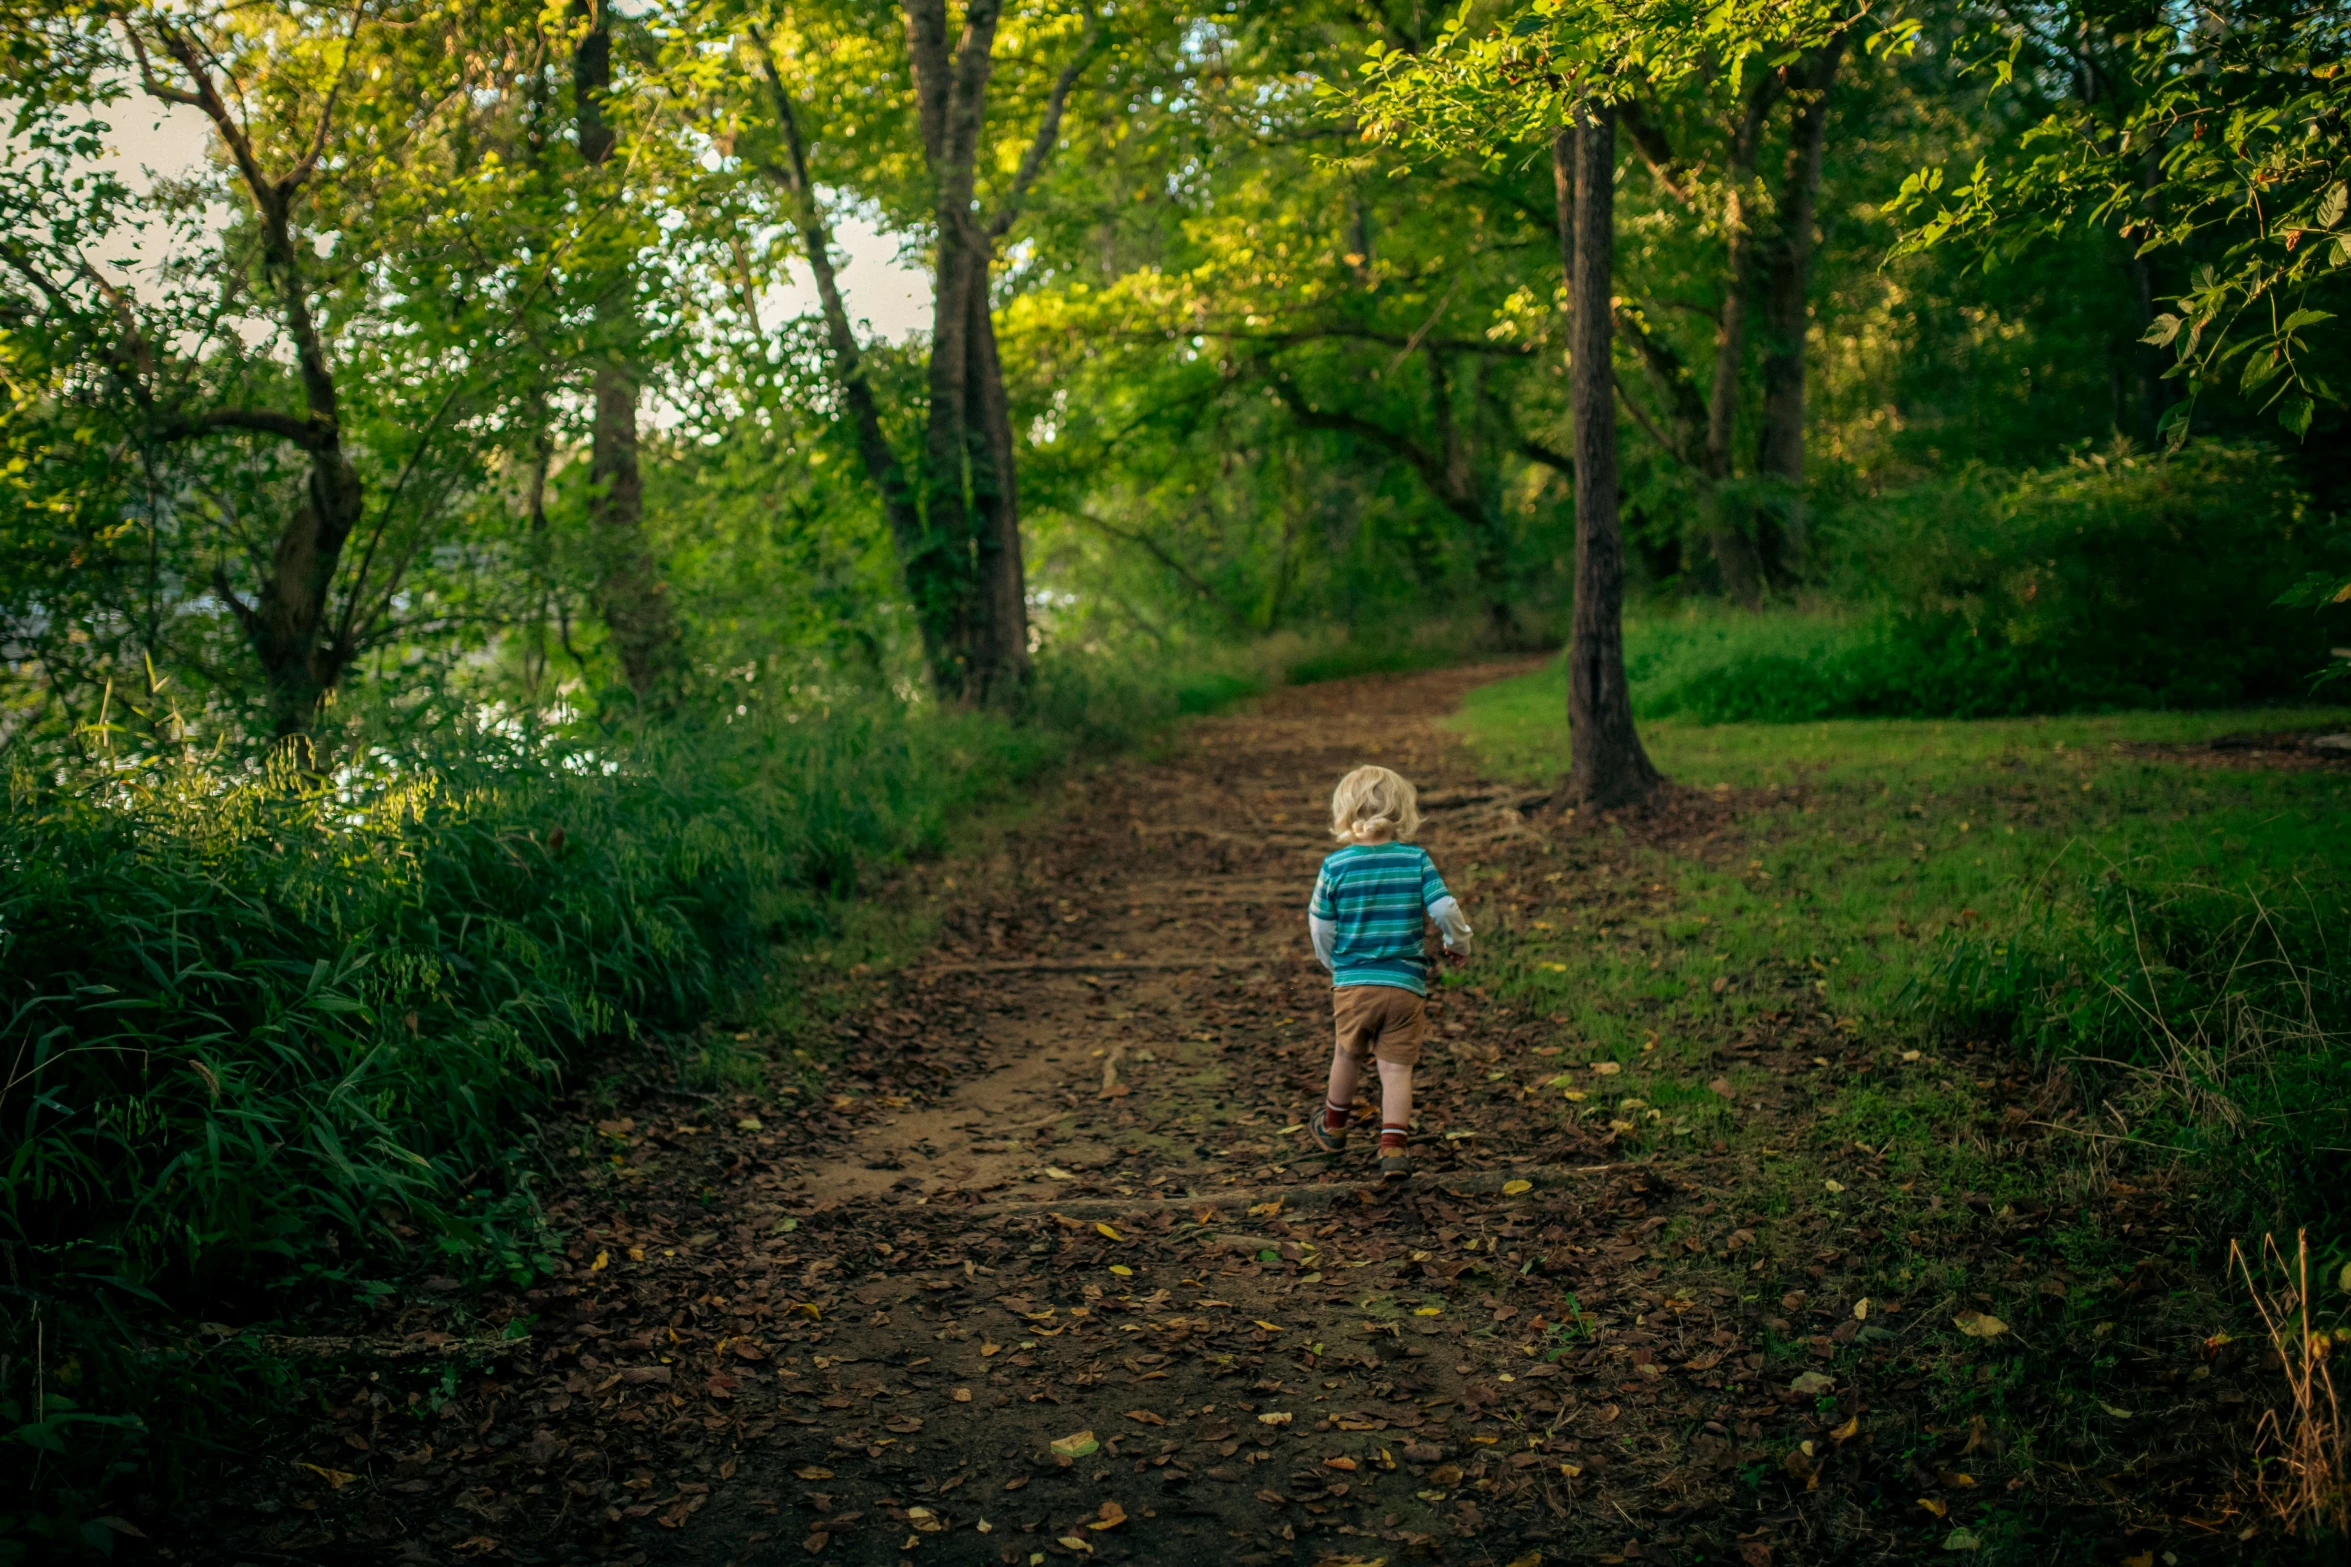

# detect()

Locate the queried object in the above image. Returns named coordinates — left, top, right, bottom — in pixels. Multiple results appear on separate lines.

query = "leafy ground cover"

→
left=132, top=662, right=2349, bottom=1567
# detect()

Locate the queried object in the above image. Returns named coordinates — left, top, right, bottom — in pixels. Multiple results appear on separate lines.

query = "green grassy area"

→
left=1451, top=661, right=2351, bottom=1556
left=1456, top=659, right=2348, bottom=1224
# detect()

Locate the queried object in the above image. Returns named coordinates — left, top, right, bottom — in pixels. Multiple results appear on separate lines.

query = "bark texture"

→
left=1564, top=103, right=1661, bottom=809
left=575, top=5, right=683, bottom=701
left=1753, top=36, right=1846, bottom=569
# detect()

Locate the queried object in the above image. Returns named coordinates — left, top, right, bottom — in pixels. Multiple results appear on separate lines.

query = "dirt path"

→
left=204, top=664, right=2192, bottom=1567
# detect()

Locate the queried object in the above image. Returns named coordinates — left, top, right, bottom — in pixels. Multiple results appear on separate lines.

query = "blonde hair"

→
left=1329, top=764, right=1422, bottom=843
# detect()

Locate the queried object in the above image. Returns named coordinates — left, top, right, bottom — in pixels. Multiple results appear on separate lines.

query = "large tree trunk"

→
left=908, top=0, right=1031, bottom=705
left=575, top=6, right=682, bottom=702
left=755, top=5, right=1096, bottom=704
left=1753, top=36, right=1845, bottom=572
left=1564, top=102, right=1661, bottom=809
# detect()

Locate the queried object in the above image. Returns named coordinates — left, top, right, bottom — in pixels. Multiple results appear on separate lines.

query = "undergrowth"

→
left=0, top=648, right=1242, bottom=1554
left=1633, top=444, right=2351, bottom=722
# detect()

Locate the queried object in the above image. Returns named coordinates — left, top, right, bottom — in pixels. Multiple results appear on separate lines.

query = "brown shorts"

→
left=1332, top=984, right=1427, bottom=1067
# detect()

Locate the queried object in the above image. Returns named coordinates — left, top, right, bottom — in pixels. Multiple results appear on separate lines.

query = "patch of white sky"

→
left=69, top=91, right=935, bottom=346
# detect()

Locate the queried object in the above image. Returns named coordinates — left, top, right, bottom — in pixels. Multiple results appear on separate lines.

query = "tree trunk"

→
left=1754, top=36, right=1845, bottom=572
left=138, top=22, right=365, bottom=743
left=747, top=31, right=942, bottom=675
left=1565, top=102, right=1661, bottom=809
left=1699, top=76, right=1781, bottom=607
left=575, top=5, right=682, bottom=702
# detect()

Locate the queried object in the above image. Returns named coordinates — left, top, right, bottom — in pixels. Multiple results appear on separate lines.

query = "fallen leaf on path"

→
left=1592, top=1061, right=1621, bottom=1075
left=1248, top=1200, right=1283, bottom=1218
left=885, top=1415, right=923, bottom=1433
left=1109, top=1265, right=1134, bottom=1276
left=1852, top=1298, right=1870, bottom=1319
left=1324, top=1455, right=1357, bottom=1471
left=1939, top=1470, right=1976, bottom=1488
left=1125, top=1409, right=1165, bottom=1425
left=1942, top=1529, right=1981, bottom=1552
left=1089, top=1500, right=1127, bottom=1530
left=800, top=1532, right=828, bottom=1555
left=1789, top=1372, right=1835, bottom=1396
left=1045, top=1167, right=1074, bottom=1180
left=1917, top=1497, right=1947, bottom=1518
left=795, top=1466, right=833, bottom=1480
left=1257, top=1411, right=1293, bottom=1426
left=1095, top=1223, right=1122, bottom=1241
left=981, top=1341, right=1001, bottom=1357
left=1057, top=1536, right=1094, bottom=1553
left=1501, top=1180, right=1532, bottom=1196
left=953, top=1387, right=972, bottom=1402
left=293, top=1463, right=355, bottom=1489
left=1050, top=1431, right=1099, bottom=1458
left=1953, top=1312, right=2008, bottom=1339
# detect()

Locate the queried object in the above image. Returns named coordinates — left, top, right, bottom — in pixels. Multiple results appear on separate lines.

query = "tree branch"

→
left=159, top=408, right=333, bottom=449
left=1519, top=436, right=1575, bottom=474
left=1618, top=96, right=1693, bottom=206
left=987, top=12, right=1107, bottom=239
left=1060, top=508, right=1251, bottom=628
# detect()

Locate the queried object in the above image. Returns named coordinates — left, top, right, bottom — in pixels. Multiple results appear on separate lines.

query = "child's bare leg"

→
left=1324, top=1050, right=1362, bottom=1128
left=1377, top=1059, right=1414, bottom=1146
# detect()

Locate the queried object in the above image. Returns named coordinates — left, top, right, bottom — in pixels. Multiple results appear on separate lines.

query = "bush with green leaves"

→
left=1641, top=445, right=2350, bottom=722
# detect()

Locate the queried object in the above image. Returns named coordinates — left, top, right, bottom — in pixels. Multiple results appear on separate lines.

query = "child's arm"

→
left=1421, top=851, right=1473, bottom=959
left=1308, top=868, right=1338, bottom=971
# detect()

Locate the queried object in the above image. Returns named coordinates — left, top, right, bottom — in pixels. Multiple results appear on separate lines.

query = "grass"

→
left=1449, top=658, right=2351, bottom=1555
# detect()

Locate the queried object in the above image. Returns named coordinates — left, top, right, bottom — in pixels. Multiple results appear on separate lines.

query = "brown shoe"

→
left=1379, top=1148, right=1412, bottom=1181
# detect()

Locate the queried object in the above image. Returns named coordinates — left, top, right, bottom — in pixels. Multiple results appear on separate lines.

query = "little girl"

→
left=1308, top=765, right=1472, bottom=1179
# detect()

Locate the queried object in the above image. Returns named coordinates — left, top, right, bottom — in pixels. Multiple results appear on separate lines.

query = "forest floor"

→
left=180, top=664, right=2346, bottom=1567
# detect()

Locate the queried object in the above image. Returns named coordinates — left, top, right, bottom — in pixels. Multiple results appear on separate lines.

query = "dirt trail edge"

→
left=202, top=665, right=1934, bottom=1567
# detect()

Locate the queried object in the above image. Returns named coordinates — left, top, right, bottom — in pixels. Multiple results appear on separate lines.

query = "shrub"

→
left=1642, top=445, right=2351, bottom=722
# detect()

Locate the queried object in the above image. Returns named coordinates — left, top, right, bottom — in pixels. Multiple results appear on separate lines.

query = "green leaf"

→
left=2280, top=394, right=2314, bottom=437
left=2141, top=312, right=2182, bottom=347
left=2279, top=308, right=2334, bottom=334
left=2318, top=181, right=2347, bottom=229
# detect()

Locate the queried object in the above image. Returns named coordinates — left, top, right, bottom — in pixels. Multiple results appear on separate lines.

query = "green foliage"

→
left=1889, top=0, right=2351, bottom=440
left=0, top=662, right=1143, bottom=1543
left=1638, top=446, right=2349, bottom=721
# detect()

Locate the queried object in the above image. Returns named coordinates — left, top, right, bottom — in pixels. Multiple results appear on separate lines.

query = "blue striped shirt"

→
left=1310, top=842, right=1454, bottom=995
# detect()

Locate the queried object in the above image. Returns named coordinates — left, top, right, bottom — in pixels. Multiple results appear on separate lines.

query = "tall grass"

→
left=0, top=651, right=1217, bottom=1552
left=1927, top=862, right=2350, bottom=1226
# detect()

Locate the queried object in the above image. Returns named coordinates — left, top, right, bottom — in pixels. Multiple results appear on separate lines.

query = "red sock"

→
left=1325, top=1100, right=1349, bottom=1132
left=1379, top=1123, right=1408, bottom=1150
